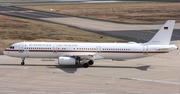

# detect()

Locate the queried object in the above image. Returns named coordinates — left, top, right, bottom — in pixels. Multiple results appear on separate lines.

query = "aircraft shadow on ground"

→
left=91, top=65, right=151, bottom=71
left=0, top=64, right=150, bottom=73
left=53, top=65, right=83, bottom=73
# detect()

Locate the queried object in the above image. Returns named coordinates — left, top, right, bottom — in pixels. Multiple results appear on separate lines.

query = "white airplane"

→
left=3, top=20, right=178, bottom=68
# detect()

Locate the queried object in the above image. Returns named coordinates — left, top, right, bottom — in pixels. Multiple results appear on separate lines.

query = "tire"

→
left=21, top=62, right=24, bottom=65
left=83, top=63, right=89, bottom=68
left=88, top=60, right=94, bottom=65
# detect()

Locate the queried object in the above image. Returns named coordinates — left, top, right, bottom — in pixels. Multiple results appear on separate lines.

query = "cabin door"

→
left=96, top=46, right=101, bottom=54
left=53, top=44, right=58, bottom=53
left=143, top=45, right=148, bottom=55
left=18, top=44, right=24, bottom=53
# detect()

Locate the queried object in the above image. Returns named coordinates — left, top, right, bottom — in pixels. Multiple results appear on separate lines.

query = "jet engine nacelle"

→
left=58, top=57, right=76, bottom=65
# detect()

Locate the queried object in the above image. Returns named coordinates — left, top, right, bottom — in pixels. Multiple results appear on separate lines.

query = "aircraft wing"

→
left=59, top=52, right=104, bottom=60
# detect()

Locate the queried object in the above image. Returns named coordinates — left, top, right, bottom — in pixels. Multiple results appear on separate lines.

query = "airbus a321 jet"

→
left=3, top=20, right=178, bottom=68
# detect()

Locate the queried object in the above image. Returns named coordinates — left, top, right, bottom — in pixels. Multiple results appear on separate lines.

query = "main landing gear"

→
left=83, top=63, right=89, bottom=68
left=88, top=60, right=94, bottom=65
left=21, top=58, right=25, bottom=65
left=83, top=60, right=94, bottom=68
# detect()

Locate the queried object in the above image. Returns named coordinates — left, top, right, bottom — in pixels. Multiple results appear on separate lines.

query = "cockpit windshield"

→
left=9, top=46, right=14, bottom=49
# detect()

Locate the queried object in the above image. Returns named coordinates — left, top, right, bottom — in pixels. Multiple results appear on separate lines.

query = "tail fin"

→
left=146, top=20, right=175, bottom=45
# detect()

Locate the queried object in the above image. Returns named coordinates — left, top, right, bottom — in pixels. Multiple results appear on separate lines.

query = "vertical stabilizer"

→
left=146, top=20, right=175, bottom=45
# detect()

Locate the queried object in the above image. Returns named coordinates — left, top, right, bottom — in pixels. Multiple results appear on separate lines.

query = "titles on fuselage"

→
left=28, top=43, right=78, bottom=47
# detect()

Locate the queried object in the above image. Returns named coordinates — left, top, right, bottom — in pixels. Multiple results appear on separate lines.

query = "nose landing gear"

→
left=21, top=58, right=25, bottom=65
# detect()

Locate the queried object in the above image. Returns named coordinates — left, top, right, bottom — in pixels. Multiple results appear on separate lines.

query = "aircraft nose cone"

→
left=3, top=50, right=6, bottom=55
left=3, top=49, right=8, bottom=55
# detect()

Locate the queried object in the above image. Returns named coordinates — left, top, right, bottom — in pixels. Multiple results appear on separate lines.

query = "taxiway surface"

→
left=0, top=6, right=180, bottom=42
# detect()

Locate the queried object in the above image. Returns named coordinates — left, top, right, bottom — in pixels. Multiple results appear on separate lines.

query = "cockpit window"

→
left=9, top=46, right=14, bottom=49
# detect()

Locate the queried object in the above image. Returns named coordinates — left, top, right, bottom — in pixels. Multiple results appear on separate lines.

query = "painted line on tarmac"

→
left=91, top=93, right=106, bottom=94
left=120, top=77, right=180, bottom=85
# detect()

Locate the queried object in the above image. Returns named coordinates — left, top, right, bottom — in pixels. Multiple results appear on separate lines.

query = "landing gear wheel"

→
left=88, top=60, right=94, bottom=65
left=21, top=62, right=24, bottom=65
left=83, top=63, right=89, bottom=68
left=21, top=58, right=25, bottom=65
